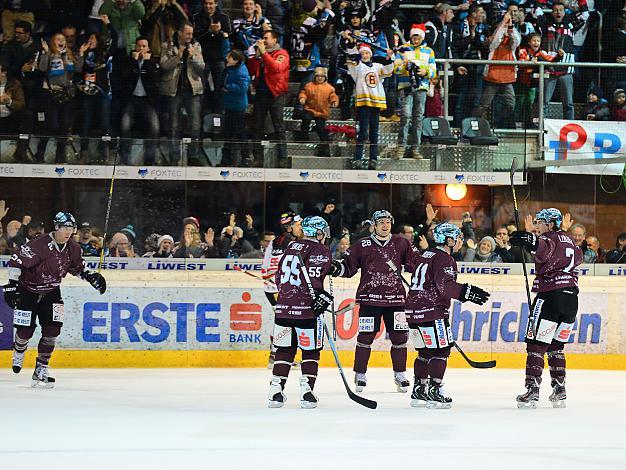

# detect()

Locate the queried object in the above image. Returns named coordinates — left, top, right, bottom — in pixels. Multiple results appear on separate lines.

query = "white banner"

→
left=0, top=163, right=525, bottom=185
left=2, top=286, right=607, bottom=354
left=544, top=119, right=626, bottom=175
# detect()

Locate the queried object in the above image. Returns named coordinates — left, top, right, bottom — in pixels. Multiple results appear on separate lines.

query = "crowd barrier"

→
left=0, top=266, right=624, bottom=370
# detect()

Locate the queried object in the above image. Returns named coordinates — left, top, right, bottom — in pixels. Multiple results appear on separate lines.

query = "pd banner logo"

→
left=545, top=119, right=624, bottom=176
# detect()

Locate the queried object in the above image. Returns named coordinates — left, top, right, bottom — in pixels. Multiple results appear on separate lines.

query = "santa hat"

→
left=157, top=234, right=174, bottom=247
left=409, top=24, right=427, bottom=39
left=358, top=43, right=372, bottom=54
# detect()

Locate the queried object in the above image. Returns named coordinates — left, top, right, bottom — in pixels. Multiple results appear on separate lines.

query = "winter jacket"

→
left=143, top=0, right=188, bottom=57
left=483, top=22, right=520, bottom=84
left=395, top=43, right=436, bottom=92
left=38, top=50, right=83, bottom=88
left=257, top=0, right=285, bottom=35
left=298, top=80, right=339, bottom=119
left=159, top=40, right=205, bottom=96
left=120, top=53, right=160, bottom=103
left=247, top=46, right=290, bottom=98
left=193, top=9, right=232, bottom=62
left=424, top=16, right=454, bottom=59
left=582, top=99, right=610, bottom=121
left=611, top=103, right=626, bottom=121
left=0, top=77, right=25, bottom=116
left=537, top=13, right=580, bottom=75
left=99, top=0, right=146, bottom=54
left=517, top=47, right=561, bottom=87
left=222, top=62, right=250, bottom=112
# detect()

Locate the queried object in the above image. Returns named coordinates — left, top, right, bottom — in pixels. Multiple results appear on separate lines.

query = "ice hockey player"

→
left=329, top=210, right=413, bottom=393
left=269, top=216, right=333, bottom=409
left=404, top=222, right=490, bottom=408
left=2, top=212, right=106, bottom=388
left=261, top=211, right=303, bottom=367
left=510, top=208, right=582, bottom=409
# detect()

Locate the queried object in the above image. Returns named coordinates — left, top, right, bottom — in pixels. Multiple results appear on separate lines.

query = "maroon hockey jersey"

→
left=533, top=230, right=582, bottom=293
left=337, top=234, right=414, bottom=307
left=274, top=239, right=332, bottom=320
left=8, top=233, right=85, bottom=294
left=404, top=247, right=463, bottom=323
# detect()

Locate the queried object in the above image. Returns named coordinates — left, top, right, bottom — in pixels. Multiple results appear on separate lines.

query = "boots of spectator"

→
left=34, top=139, right=48, bottom=163
left=55, top=138, right=67, bottom=164
left=316, top=143, right=331, bottom=158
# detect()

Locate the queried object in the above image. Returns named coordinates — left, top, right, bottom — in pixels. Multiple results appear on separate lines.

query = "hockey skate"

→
left=354, top=372, right=367, bottom=392
left=12, top=350, right=24, bottom=374
left=31, top=361, right=55, bottom=389
left=410, top=380, right=429, bottom=408
left=516, top=378, right=540, bottom=409
left=549, top=379, right=566, bottom=408
left=426, top=381, right=452, bottom=409
left=268, top=375, right=286, bottom=408
left=394, top=371, right=410, bottom=393
left=299, top=377, right=318, bottom=409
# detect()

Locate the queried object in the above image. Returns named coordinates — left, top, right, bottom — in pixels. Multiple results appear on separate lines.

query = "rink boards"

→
left=0, top=271, right=624, bottom=369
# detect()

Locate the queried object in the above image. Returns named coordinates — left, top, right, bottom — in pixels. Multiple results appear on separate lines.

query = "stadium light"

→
left=445, top=183, right=467, bottom=201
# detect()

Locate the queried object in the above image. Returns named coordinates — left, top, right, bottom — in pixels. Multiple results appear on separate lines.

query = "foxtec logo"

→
left=55, top=167, right=65, bottom=176
left=138, top=168, right=148, bottom=178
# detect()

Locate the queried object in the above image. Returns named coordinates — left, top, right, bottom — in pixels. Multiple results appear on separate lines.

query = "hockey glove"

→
left=82, top=271, right=107, bottom=294
left=311, top=289, right=333, bottom=316
left=510, top=231, right=538, bottom=252
left=460, top=284, right=490, bottom=305
left=2, top=280, right=21, bottom=309
left=328, top=260, right=342, bottom=277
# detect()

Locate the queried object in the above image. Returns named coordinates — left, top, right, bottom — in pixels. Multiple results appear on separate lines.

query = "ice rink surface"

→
left=1, top=368, right=625, bottom=470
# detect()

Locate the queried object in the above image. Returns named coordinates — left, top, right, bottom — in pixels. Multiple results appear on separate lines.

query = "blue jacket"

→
left=222, top=62, right=250, bottom=112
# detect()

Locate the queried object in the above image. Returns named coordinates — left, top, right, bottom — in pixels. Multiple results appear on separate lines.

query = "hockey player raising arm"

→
left=404, top=223, right=490, bottom=409
left=2, top=212, right=106, bottom=388
left=510, top=208, right=582, bottom=409
left=269, top=216, right=332, bottom=409
left=328, top=210, right=413, bottom=393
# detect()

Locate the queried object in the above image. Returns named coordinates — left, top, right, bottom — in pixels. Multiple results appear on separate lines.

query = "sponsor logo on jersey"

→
left=298, top=330, right=311, bottom=348
left=359, top=316, right=375, bottom=332
left=309, top=254, right=329, bottom=264
left=535, top=319, right=557, bottom=343
left=422, top=331, right=433, bottom=347
left=435, top=319, right=448, bottom=347
left=422, top=251, right=435, bottom=258
left=19, top=245, right=35, bottom=259
left=558, top=327, right=571, bottom=341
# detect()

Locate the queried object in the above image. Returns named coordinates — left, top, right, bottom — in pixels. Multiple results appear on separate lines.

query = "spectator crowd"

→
left=1, top=198, right=625, bottom=264
left=0, top=0, right=624, bottom=167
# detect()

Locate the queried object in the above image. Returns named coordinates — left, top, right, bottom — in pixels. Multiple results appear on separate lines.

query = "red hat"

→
left=409, top=24, right=427, bottom=39
left=358, top=43, right=372, bottom=54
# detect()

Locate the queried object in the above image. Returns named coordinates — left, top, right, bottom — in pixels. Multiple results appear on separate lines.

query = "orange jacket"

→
left=298, top=81, right=339, bottom=119
left=483, top=23, right=521, bottom=84
left=247, top=47, right=290, bottom=97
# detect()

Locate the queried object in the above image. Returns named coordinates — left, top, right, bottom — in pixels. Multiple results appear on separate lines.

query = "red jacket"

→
left=247, top=48, right=290, bottom=97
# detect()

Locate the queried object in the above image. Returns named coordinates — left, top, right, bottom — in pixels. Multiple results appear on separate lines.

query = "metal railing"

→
left=436, top=58, right=626, bottom=147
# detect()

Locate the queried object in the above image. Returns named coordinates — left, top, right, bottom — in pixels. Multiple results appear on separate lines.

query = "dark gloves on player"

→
left=82, top=271, right=107, bottom=294
left=460, top=283, right=490, bottom=305
left=311, top=289, right=333, bottom=316
left=510, top=231, right=538, bottom=252
left=328, top=260, right=342, bottom=277
left=2, top=280, right=21, bottom=309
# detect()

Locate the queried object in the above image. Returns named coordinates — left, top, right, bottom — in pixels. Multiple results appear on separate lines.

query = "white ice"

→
left=1, top=368, right=625, bottom=470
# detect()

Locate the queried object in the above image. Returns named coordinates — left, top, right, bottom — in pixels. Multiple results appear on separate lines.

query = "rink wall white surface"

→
left=1, top=265, right=625, bottom=369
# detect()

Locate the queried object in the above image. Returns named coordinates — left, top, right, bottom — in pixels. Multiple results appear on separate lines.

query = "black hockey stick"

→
left=98, top=138, right=119, bottom=273
left=296, top=253, right=377, bottom=409
left=510, top=158, right=533, bottom=310
left=386, top=260, right=496, bottom=369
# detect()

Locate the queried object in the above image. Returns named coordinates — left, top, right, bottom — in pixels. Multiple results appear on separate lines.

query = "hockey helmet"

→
left=371, top=210, right=394, bottom=225
left=301, top=216, right=330, bottom=238
left=535, top=208, right=562, bottom=229
left=433, top=222, right=462, bottom=244
left=53, top=211, right=77, bottom=230
left=280, top=210, right=302, bottom=226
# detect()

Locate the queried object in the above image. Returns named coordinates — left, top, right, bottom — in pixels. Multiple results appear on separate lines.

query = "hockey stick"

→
left=98, top=138, right=119, bottom=273
left=296, top=253, right=377, bottom=409
left=386, top=260, right=496, bottom=369
left=510, top=158, right=533, bottom=310
left=348, top=33, right=389, bottom=54
left=233, top=265, right=276, bottom=284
